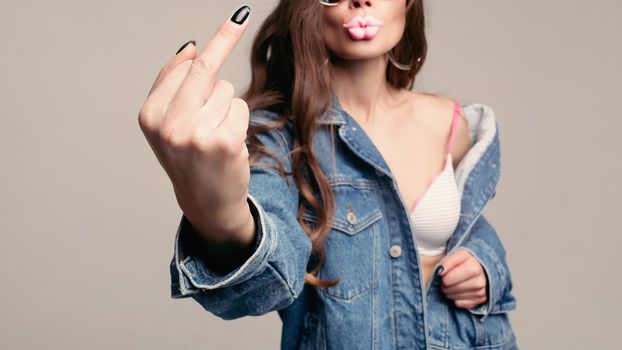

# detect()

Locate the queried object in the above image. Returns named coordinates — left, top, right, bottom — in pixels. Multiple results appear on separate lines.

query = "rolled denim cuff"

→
left=455, top=240, right=504, bottom=320
left=170, top=193, right=276, bottom=298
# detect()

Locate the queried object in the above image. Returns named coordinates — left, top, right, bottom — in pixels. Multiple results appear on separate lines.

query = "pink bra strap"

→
left=447, top=100, right=461, bottom=153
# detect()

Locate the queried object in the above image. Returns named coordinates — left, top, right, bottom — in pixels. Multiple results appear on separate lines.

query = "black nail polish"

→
left=231, top=5, right=250, bottom=25
left=436, top=265, right=444, bottom=276
left=176, top=40, right=196, bottom=55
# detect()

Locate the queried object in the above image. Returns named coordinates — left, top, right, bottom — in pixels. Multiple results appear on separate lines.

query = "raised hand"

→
left=138, top=6, right=254, bottom=244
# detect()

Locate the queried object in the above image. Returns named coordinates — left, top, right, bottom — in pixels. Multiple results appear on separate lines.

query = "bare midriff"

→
left=420, top=253, right=446, bottom=288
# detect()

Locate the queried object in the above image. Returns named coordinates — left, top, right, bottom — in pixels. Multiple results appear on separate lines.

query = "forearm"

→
left=169, top=111, right=312, bottom=319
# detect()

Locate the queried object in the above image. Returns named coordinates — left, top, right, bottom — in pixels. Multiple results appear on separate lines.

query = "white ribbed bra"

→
left=410, top=100, right=463, bottom=256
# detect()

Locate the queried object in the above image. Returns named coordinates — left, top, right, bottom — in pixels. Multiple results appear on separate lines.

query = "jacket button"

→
left=346, top=211, right=357, bottom=225
left=389, top=245, right=402, bottom=258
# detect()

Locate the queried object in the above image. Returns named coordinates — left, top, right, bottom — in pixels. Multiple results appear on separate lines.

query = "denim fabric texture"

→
left=170, top=93, right=518, bottom=349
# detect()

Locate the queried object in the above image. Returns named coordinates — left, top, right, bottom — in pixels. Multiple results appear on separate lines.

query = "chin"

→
left=329, top=40, right=395, bottom=62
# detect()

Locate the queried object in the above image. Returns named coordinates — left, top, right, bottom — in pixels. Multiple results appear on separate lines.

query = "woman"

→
left=138, top=1, right=518, bottom=349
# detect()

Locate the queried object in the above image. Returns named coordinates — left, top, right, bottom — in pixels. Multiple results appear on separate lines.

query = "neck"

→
left=329, top=55, right=398, bottom=125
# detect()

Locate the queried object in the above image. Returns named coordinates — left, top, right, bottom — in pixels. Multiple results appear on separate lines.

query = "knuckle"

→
left=467, top=263, right=481, bottom=276
left=211, top=130, right=236, bottom=154
left=159, top=127, right=174, bottom=145
left=138, top=106, right=154, bottom=131
left=159, top=124, right=184, bottom=147
left=138, top=100, right=159, bottom=124
left=217, top=25, right=236, bottom=41
left=189, top=129, right=207, bottom=150
left=191, top=56, right=217, bottom=77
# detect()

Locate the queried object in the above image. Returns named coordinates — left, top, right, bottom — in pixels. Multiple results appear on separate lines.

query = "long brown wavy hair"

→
left=242, top=0, right=427, bottom=288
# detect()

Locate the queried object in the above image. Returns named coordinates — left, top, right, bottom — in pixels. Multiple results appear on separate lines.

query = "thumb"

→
left=437, top=248, right=471, bottom=276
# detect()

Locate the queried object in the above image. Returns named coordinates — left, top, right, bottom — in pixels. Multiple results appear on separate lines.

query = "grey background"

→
left=1, top=0, right=619, bottom=349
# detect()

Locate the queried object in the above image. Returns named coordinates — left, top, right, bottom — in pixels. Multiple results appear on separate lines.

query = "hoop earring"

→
left=387, top=50, right=421, bottom=71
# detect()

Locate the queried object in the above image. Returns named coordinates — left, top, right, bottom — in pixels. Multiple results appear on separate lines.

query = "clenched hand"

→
left=438, top=248, right=489, bottom=310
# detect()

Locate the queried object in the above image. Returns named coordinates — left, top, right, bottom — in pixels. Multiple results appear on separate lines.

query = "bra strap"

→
left=447, top=100, right=461, bottom=153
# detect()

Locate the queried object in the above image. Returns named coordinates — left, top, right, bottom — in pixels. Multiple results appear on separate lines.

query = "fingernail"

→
left=176, top=40, right=196, bottom=55
left=436, top=265, right=444, bottom=276
left=231, top=5, right=250, bottom=25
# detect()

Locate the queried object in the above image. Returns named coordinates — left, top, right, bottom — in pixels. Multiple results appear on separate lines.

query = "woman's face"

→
left=322, top=0, right=408, bottom=62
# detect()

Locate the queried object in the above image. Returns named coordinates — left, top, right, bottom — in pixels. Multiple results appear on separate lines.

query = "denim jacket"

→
left=170, top=94, right=518, bottom=350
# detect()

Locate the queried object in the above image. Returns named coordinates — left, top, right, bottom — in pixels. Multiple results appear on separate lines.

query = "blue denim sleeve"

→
left=455, top=214, right=517, bottom=319
left=169, top=111, right=312, bottom=320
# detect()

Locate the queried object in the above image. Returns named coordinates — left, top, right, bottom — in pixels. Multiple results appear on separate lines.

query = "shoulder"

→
left=401, top=90, right=460, bottom=123
left=403, top=91, right=472, bottom=166
left=248, top=108, right=296, bottom=155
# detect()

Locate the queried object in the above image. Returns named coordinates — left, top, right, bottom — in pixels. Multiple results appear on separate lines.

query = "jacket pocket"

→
left=301, top=184, right=383, bottom=301
left=458, top=303, right=516, bottom=349
left=427, top=280, right=517, bottom=349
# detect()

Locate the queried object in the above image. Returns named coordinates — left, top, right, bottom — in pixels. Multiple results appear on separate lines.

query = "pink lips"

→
left=342, top=15, right=384, bottom=40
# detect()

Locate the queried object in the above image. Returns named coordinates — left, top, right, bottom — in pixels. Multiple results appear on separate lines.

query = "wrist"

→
left=184, top=198, right=255, bottom=246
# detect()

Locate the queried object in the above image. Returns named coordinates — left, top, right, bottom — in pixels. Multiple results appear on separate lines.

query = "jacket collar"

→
left=316, top=93, right=347, bottom=125
left=321, top=92, right=502, bottom=249
left=320, top=92, right=500, bottom=197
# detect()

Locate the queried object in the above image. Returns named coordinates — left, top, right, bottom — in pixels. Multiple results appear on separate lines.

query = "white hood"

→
left=455, top=103, right=499, bottom=196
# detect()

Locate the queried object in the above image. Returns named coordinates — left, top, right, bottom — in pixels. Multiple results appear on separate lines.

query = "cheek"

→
left=383, top=9, right=407, bottom=45
left=323, top=14, right=343, bottom=51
